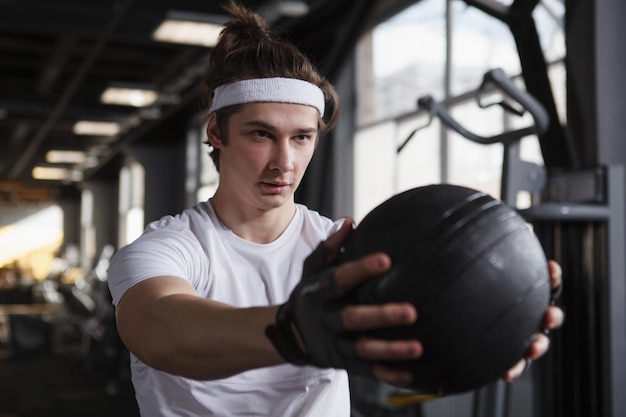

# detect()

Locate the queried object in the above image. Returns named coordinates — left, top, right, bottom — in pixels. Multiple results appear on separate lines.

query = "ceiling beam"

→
left=0, top=99, right=132, bottom=121
left=36, top=35, right=76, bottom=95
left=8, top=0, right=137, bottom=180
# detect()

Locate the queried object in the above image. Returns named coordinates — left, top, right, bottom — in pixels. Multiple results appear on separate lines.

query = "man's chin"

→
left=258, top=192, right=294, bottom=209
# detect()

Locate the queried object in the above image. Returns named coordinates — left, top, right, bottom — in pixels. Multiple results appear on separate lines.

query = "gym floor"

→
left=0, top=351, right=139, bottom=417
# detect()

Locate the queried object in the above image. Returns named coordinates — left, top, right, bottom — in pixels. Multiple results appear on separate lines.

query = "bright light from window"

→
left=0, top=205, right=63, bottom=279
left=125, top=207, right=145, bottom=245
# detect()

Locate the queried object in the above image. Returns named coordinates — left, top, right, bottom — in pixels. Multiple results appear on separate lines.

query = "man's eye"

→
left=252, top=130, right=270, bottom=138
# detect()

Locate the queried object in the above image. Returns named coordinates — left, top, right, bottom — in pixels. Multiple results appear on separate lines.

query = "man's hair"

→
left=200, top=0, right=340, bottom=171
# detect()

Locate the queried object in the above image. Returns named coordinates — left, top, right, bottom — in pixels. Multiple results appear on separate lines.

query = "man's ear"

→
left=206, top=113, right=223, bottom=149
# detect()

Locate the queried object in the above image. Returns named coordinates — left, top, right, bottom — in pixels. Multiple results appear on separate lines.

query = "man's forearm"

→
left=116, top=278, right=284, bottom=380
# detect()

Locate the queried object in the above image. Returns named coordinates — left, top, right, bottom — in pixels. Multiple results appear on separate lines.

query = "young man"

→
left=108, top=2, right=563, bottom=416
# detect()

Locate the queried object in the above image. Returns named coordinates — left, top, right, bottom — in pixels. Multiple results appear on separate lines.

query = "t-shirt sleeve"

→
left=107, top=225, right=203, bottom=306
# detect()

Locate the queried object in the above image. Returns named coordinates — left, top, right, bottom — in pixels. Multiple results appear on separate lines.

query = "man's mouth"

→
left=260, top=181, right=291, bottom=193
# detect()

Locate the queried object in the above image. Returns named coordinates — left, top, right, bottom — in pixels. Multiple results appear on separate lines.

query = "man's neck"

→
left=210, top=195, right=297, bottom=244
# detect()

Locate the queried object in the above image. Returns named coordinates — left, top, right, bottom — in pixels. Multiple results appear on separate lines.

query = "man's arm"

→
left=115, top=221, right=422, bottom=383
left=115, top=276, right=284, bottom=380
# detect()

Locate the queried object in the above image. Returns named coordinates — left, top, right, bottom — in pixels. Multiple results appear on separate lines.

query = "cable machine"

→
left=395, top=1, right=626, bottom=416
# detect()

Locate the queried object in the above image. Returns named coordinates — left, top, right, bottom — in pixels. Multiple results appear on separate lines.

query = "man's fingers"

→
left=367, top=339, right=423, bottom=387
left=504, top=333, right=551, bottom=381
left=544, top=305, right=564, bottom=330
left=372, top=363, right=414, bottom=387
left=527, top=333, right=550, bottom=360
left=342, top=303, right=416, bottom=332
left=334, top=252, right=391, bottom=293
left=322, top=218, right=355, bottom=262
left=323, top=217, right=393, bottom=293
left=548, top=260, right=562, bottom=290
left=503, top=357, right=527, bottom=381
left=504, top=295, right=562, bottom=383
left=355, top=337, right=422, bottom=361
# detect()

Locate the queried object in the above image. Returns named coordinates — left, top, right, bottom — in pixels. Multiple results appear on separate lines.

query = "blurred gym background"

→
left=0, top=1, right=624, bottom=416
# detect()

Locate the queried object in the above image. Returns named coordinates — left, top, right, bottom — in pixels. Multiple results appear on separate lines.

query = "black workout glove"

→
left=265, top=242, right=371, bottom=375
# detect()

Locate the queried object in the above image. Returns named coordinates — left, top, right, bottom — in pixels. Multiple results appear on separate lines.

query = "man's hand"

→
left=503, top=260, right=564, bottom=381
left=266, top=218, right=422, bottom=386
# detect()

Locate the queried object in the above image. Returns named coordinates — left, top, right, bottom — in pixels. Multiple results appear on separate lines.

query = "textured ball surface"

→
left=342, top=184, right=549, bottom=394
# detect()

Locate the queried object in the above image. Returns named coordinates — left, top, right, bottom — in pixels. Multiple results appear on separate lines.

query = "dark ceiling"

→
left=0, top=0, right=414, bottom=202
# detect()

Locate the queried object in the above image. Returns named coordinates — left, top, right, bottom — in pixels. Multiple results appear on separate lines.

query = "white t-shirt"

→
left=108, top=201, right=349, bottom=417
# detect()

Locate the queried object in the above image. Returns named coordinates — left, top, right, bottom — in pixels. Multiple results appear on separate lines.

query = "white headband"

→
left=208, top=77, right=325, bottom=116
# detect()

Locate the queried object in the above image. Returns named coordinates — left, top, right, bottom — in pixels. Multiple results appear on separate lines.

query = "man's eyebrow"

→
left=243, top=120, right=317, bottom=134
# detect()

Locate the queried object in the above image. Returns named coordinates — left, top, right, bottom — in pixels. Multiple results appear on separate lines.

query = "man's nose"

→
left=270, top=139, right=294, bottom=172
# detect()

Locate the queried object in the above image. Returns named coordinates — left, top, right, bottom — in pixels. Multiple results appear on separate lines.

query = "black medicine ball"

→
left=342, top=184, right=549, bottom=394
